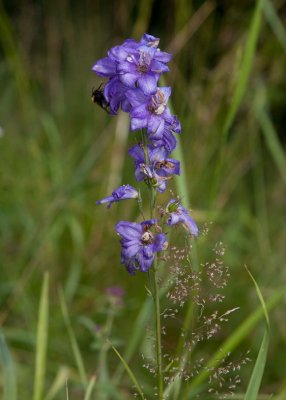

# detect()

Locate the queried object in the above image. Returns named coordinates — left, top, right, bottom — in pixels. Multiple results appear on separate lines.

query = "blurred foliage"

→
left=0, top=0, right=286, bottom=398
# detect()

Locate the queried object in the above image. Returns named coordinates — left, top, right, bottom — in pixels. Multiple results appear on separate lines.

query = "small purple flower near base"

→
left=106, top=286, right=125, bottom=307
left=166, top=199, right=198, bottom=236
left=96, top=185, right=138, bottom=208
left=116, top=220, right=167, bottom=274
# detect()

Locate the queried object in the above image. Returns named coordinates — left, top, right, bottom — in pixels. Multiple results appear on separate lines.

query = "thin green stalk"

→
left=153, top=253, right=163, bottom=399
left=98, top=307, right=115, bottom=399
left=59, top=288, right=87, bottom=387
left=142, top=130, right=164, bottom=399
left=151, top=187, right=163, bottom=399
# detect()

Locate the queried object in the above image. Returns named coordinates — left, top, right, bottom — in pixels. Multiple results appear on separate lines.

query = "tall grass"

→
left=0, top=0, right=286, bottom=398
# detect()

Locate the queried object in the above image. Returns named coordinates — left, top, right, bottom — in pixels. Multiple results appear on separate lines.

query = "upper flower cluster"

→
left=92, top=34, right=171, bottom=97
left=92, top=33, right=181, bottom=194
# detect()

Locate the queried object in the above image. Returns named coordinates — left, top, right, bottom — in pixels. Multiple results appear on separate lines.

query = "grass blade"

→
left=109, top=341, right=146, bottom=400
left=223, top=0, right=264, bottom=137
left=255, top=100, right=286, bottom=186
left=59, top=288, right=87, bottom=387
left=0, top=332, right=17, bottom=400
left=83, top=376, right=96, bottom=400
left=33, top=272, right=49, bottom=400
left=0, top=2, right=34, bottom=121
left=244, top=266, right=270, bottom=400
left=263, top=0, right=286, bottom=52
left=211, top=0, right=264, bottom=202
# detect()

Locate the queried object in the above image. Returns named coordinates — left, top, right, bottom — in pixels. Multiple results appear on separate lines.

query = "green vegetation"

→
left=0, top=1, right=286, bottom=398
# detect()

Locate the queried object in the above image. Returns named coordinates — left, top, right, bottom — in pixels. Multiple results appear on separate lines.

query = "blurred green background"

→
left=0, top=0, right=286, bottom=398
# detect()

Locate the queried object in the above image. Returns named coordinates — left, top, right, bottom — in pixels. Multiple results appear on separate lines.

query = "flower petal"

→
left=119, top=72, right=138, bottom=88
left=137, top=74, right=158, bottom=95
left=130, top=117, right=148, bottom=131
left=130, top=103, right=149, bottom=119
left=92, top=57, right=116, bottom=77
left=116, top=221, right=142, bottom=240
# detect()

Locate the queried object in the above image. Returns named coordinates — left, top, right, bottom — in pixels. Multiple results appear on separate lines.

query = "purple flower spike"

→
left=116, top=220, right=167, bottom=274
left=166, top=199, right=198, bottom=236
left=96, top=185, right=138, bottom=208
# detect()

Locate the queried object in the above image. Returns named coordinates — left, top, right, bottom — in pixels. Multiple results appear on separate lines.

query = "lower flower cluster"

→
left=93, top=33, right=198, bottom=274
left=116, top=220, right=167, bottom=275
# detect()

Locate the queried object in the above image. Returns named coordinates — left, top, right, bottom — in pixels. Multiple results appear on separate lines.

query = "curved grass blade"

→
left=112, top=297, right=153, bottom=383
left=109, top=340, right=146, bottom=400
left=244, top=266, right=270, bottom=400
left=33, top=273, right=49, bottom=400
left=44, top=367, right=70, bottom=400
left=83, top=376, right=96, bottom=400
left=0, top=332, right=17, bottom=400
left=59, top=288, right=87, bottom=386
left=112, top=283, right=169, bottom=384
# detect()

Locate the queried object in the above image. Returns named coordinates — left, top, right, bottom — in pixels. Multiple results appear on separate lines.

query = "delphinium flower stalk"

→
left=93, top=34, right=198, bottom=399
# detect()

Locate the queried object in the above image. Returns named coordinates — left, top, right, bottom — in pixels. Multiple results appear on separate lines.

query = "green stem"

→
left=142, top=129, right=163, bottom=398
left=151, top=187, right=163, bottom=399
left=153, top=252, right=163, bottom=399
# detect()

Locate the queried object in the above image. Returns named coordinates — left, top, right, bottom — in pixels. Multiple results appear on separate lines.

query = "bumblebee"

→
left=91, top=84, right=110, bottom=113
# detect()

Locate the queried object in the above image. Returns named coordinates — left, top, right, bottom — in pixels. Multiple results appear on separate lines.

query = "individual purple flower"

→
left=92, top=34, right=172, bottom=96
left=149, top=117, right=181, bottom=152
left=127, top=87, right=174, bottom=136
left=166, top=199, right=198, bottom=236
left=116, top=220, right=167, bottom=274
left=129, top=144, right=180, bottom=183
left=117, top=44, right=171, bottom=95
left=96, top=185, right=138, bottom=208
left=91, top=38, right=138, bottom=77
